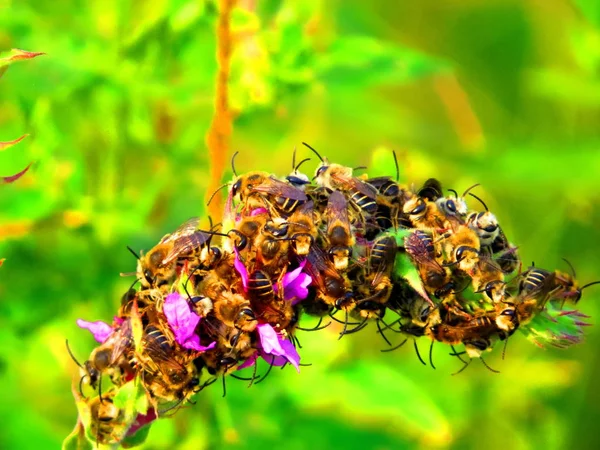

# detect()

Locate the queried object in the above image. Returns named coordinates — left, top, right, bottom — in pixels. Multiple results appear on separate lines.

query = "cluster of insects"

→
left=68, top=144, right=595, bottom=446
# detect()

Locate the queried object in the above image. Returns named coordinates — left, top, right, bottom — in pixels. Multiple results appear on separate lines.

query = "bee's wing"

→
left=106, top=320, right=133, bottom=365
left=331, top=172, right=378, bottom=199
left=162, top=231, right=213, bottom=266
left=369, top=236, right=397, bottom=286
left=250, top=176, right=308, bottom=201
left=141, top=330, right=189, bottom=377
left=160, top=218, right=201, bottom=244
left=325, top=190, right=349, bottom=230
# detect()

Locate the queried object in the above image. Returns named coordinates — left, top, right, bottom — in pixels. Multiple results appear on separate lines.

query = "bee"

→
left=404, top=230, right=454, bottom=298
left=253, top=218, right=292, bottom=275
left=304, top=244, right=353, bottom=310
left=511, top=265, right=558, bottom=308
left=285, top=148, right=311, bottom=192
left=368, top=150, right=403, bottom=208
left=433, top=184, right=480, bottom=226
left=200, top=316, right=257, bottom=374
left=247, top=269, right=293, bottom=330
left=354, top=235, right=397, bottom=317
left=440, top=225, right=481, bottom=275
left=303, top=142, right=378, bottom=216
left=138, top=325, right=200, bottom=406
left=212, top=291, right=257, bottom=332
left=540, top=261, right=600, bottom=305
left=401, top=192, right=448, bottom=231
left=86, top=391, right=129, bottom=445
left=137, top=218, right=213, bottom=290
left=288, top=201, right=319, bottom=256
left=466, top=193, right=519, bottom=273
left=428, top=312, right=504, bottom=363
left=229, top=154, right=308, bottom=215
left=470, top=257, right=506, bottom=304
left=325, top=191, right=355, bottom=271
left=82, top=319, right=133, bottom=393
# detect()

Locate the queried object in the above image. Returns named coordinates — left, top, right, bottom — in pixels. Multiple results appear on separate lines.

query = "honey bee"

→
left=401, top=192, right=447, bottom=231
left=550, top=261, right=600, bottom=305
left=285, top=148, right=311, bottom=192
left=303, top=142, right=378, bottom=216
left=137, top=218, right=213, bottom=290
left=368, top=150, right=403, bottom=208
left=469, top=257, right=506, bottom=304
left=253, top=218, right=292, bottom=275
left=440, top=225, right=481, bottom=275
left=212, top=291, right=257, bottom=332
left=428, top=312, right=505, bottom=368
left=466, top=193, right=519, bottom=274
left=304, top=244, right=353, bottom=309
left=81, top=319, right=133, bottom=394
left=229, top=154, right=308, bottom=215
left=137, top=325, right=200, bottom=406
left=288, top=201, right=319, bottom=256
left=353, top=235, right=396, bottom=317
left=86, top=391, right=130, bottom=445
left=247, top=269, right=294, bottom=330
left=404, top=230, right=454, bottom=299
left=325, top=191, right=355, bottom=271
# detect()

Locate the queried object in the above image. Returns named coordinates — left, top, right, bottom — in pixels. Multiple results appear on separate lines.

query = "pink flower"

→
left=274, top=261, right=312, bottom=304
left=233, top=247, right=249, bottom=291
left=238, top=323, right=300, bottom=372
left=77, top=319, right=113, bottom=343
left=164, top=292, right=215, bottom=352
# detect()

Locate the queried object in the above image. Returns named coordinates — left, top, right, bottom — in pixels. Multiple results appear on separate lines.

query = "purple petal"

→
left=233, top=247, right=249, bottom=291
left=278, top=338, right=301, bottom=372
left=164, top=292, right=200, bottom=344
left=257, top=323, right=282, bottom=354
left=77, top=319, right=113, bottom=343
left=278, top=261, right=312, bottom=303
left=181, top=335, right=216, bottom=352
left=238, top=352, right=258, bottom=370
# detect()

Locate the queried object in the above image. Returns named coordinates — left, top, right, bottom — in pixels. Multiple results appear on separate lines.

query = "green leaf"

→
left=394, top=252, right=431, bottom=303
left=120, top=424, right=152, bottom=448
left=62, top=421, right=93, bottom=450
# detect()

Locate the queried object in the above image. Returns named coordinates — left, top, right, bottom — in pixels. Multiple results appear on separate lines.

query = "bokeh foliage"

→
left=1, top=0, right=600, bottom=449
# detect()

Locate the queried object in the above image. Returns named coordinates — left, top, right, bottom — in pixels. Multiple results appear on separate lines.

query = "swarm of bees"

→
left=68, top=144, right=595, bottom=447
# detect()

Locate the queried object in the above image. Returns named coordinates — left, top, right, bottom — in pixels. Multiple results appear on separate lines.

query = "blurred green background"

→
left=1, top=0, right=600, bottom=449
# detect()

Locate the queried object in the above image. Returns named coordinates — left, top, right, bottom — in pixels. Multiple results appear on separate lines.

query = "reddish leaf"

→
left=0, top=49, right=45, bottom=78
left=0, top=258, right=5, bottom=268
left=0, top=134, right=28, bottom=152
left=2, top=162, right=33, bottom=184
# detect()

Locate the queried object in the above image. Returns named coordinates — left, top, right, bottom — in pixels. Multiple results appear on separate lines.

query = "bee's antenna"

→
left=462, top=183, right=481, bottom=198
left=561, top=258, right=577, bottom=278
left=65, top=340, right=83, bottom=368
left=206, top=183, right=229, bottom=207
left=581, top=280, right=600, bottom=291
left=302, top=142, right=324, bottom=162
left=392, top=150, right=399, bottom=181
left=126, top=246, right=140, bottom=260
left=448, top=189, right=459, bottom=199
left=469, top=192, right=489, bottom=211
left=294, top=157, right=312, bottom=173
left=231, top=151, right=239, bottom=177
